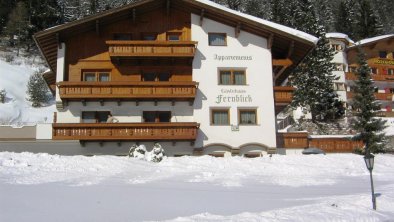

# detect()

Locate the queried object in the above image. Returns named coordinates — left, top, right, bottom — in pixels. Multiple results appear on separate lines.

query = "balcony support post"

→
left=200, top=9, right=205, bottom=26
left=117, top=100, right=122, bottom=106
left=82, top=100, right=87, bottom=106
left=100, top=100, right=104, bottom=106
left=136, top=100, right=139, bottom=106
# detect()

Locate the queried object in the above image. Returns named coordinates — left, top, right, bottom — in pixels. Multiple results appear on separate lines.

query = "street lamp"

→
left=364, top=153, right=376, bottom=210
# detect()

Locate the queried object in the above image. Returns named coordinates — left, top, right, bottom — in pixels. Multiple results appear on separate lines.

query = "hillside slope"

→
left=0, top=59, right=55, bottom=125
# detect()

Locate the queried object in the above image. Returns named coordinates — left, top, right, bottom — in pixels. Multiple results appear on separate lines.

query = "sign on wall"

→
left=215, top=89, right=253, bottom=104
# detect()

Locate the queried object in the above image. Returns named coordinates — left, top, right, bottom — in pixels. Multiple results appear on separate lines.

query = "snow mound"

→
left=0, top=59, right=55, bottom=125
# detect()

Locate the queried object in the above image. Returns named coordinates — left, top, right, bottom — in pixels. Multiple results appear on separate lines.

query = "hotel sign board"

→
left=214, top=54, right=253, bottom=61
left=374, top=59, right=394, bottom=65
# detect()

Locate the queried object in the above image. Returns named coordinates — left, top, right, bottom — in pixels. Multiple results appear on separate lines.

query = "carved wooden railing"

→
left=309, top=138, right=363, bottom=153
left=277, top=132, right=363, bottom=152
left=57, top=81, right=198, bottom=101
left=106, top=41, right=198, bottom=57
left=53, top=122, right=200, bottom=141
left=347, top=92, right=393, bottom=101
left=274, top=86, right=294, bottom=104
left=377, top=111, right=394, bottom=117
left=346, top=72, right=394, bottom=81
left=277, top=132, right=309, bottom=148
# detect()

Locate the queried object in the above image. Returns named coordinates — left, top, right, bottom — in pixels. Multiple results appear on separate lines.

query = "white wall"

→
left=56, top=43, right=66, bottom=102
left=57, top=101, right=193, bottom=123
left=191, top=14, right=277, bottom=149
left=36, top=123, right=53, bottom=140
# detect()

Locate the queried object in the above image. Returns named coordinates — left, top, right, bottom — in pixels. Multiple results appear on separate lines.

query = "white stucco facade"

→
left=191, top=14, right=277, bottom=150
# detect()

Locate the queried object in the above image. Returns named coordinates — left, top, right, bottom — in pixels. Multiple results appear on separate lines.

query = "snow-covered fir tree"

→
left=351, top=48, right=387, bottom=153
left=354, top=0, right=383, bottom=41
left=150, top=143, right=165, bottom=163
left=335, top=0, right=357, bottom=40
left=313, top=0, right=335, bottom=32
left=0, top=89, right=6, bottom=103
left=26, top=72, right=51, bottom=107
left=290, top=0, right=343, bottom=122
left=269, top=0, right=295, bottom=27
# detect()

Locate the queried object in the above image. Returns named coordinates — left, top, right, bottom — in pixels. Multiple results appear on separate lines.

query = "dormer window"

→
left=167, top=32, right=181, bottom=41
left=379, top=51, right=387, bottom=58
left=142, top=33, right=157, bottom=40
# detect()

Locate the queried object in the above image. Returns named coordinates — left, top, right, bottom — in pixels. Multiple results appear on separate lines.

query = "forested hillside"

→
left=0, top=0, right=393, bottom=56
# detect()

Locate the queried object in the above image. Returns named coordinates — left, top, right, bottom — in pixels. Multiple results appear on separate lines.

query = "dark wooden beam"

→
left=199, top=9, right=205, bottom=26
left=287, top=41, right=294, bottom=58
left=132, top=8, right=136, bottom=23
left=56, top=33, right=62, bottom=49
left=96, top=20, right=100, bottom=36
left=166, top=0, right=171, bottom=16
left=235, top=22, right=241, bottom=38
left=268, top=34, right=274, bottom=50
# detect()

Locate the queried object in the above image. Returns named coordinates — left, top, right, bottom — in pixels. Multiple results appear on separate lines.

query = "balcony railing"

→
left=52, top=122, right=200, bottom=141
left=347, top=92, right=393, bottom=101
left=346, top=72, right=394, bottom=81
left=274, top=86, right=294, bottom=104
left=377, top=111, right=394, bottom=117
left=57, top=81, right=198, bottom=101
left=106, top=41, right=197, bottom=58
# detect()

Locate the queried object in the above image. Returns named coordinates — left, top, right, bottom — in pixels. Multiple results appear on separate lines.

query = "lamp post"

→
left=364, top=153, right=376, bottom=210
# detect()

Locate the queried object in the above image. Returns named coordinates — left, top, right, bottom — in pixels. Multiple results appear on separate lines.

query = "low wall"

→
left=0, top=125, right=36, bottom=140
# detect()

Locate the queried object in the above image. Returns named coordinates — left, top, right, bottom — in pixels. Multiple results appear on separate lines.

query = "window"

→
left=142, top=72, right=171, bottom=81
left=143, top=111, right=171, bottom=122
left=113, top=33, right=132, bottom=40
left=330, top=44, right=343, bottom=52
left=211, top=109, right=229, bottom=125
left=219, top=70, right=246, bottom=85
left=349, top=66, right=357, bottom=73
left=98, top=73, right=110, bottom=82
left=81, top=111, right=110, bottom=123
left=239, top=109, right=257, bottom=125
left=167, top=32, right=181, bottom=41
left=82, top=71, right=110, bottom=82
left=333, top=83, right=346, bottom=91
left=379, top=51, right=387, bottom=58
left=208, top=33, right=227, bottom=46
left=388, top=68, right=394, bottom=75
left=142, top=33, right=157, bottom=40
left=83, top=73, right=96, bottom=82
left=334, top=63, right=344, bottom=71
left=371, top=67, right=378, bottom=75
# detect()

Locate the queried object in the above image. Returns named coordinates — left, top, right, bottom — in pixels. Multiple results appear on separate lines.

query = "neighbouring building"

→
left=33, top=0, right=318, bottom=156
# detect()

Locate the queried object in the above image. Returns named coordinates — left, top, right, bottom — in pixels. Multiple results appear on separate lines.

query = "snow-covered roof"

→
left=326, top=32, right=354, bottom=44
left=194, top=0, right=318, bottom=44
left=349, top=34, right=394, bottom=48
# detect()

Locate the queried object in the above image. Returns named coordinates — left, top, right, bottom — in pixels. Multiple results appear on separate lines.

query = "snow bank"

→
left=1, top=152, right=393, bottom=187
left=1, top=152, right=394, bottom=221
left=0, top=59, right=55, bottom=125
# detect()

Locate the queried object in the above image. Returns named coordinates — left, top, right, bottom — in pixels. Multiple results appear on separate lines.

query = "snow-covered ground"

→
left=0, top=59, right=55, bottom=125
left=0, top=152, right=393, bottom=222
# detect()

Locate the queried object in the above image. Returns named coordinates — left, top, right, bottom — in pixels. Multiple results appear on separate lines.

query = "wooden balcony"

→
left=106, top=41, right=197, bottom=58
left=52, top=122, right=200, bottom=141
left=57, top=81, right=198, bottom=102
left=346, top=72, right=394, bottom=82
left=377, top=111, right=394, bottom=117
left=347, top=92, right=393, bottom=101
left=274, top=86, right=294, bottom=104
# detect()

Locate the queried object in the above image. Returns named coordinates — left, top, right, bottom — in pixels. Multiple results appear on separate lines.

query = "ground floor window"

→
left=143, top=111, right=171, bottom=122
left=239, top=109, right=257, bottom=125
left=81, top=111, right=110, bottom=123
left=211, top=109, right=230, bottom=125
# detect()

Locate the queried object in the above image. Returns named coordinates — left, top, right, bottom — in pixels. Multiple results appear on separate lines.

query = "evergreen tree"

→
left=314, top=0, right=335, bottom=32
left=290, top=0, right=342, bottom=122
left=0, top=0, right=16, bottom=35
left=3, top=1, right=29, bottom=55
left=354, top=0, right=383, bottom=40
left=26, top=72, right=51, bottom=107
left=351, top=48, right=387, bottom=153
left=0, top=89, right=6, bottom=103
left=334, top=0, right=357, bottom=39
left=244, top=0, right=271, bottom=20
left=269, top=0, right=294, bottom=27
